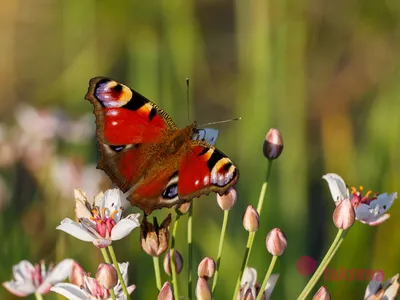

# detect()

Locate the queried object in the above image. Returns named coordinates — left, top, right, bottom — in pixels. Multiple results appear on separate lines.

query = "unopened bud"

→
left=197, top=257, right=216, bottom=280
left=263, top=128, right=283, bottom=160
left=266, top=228, right=287, bottom=256
left=175, top=202, right=191, bottom=215
left=333, top=198, right=355, bottom=230
left=158, top=282, right=174, bottom=300
left=140, top=214, right=171, bottom=257
left=313, top=286, right=331, bottom=300
left=163, top=250, right=183, bottom=276
left=243, top=205, right=259, bottom=232
left=95, top=263, right=118, bottom=290
left=195, top=277, right=212, bottom=300
left=69, top=261, right=86, bottom=287
left=217, top=187, right=237, bottom=211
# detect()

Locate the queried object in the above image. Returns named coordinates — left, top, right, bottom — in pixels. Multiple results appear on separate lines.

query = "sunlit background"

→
left=1, top=1, right=400, bottom=299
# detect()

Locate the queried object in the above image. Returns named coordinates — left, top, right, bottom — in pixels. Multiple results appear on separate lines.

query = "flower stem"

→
left=153, top=256, right=162, bottom=290
left=255, top=255, right=278, bottom=300
left=108, top=245, right=130, bottom=299
left=212, top=209, right=230, bottom=295
left=296, top=229, right=346, bottom=300
left=109, top=288, right=117, bottom=300
left=188, top=202, right=194, bottom=299
left=231, top=231, right=255, bottom=300
left=100, top=247, right=112, bottom=264
left=34, top=292, right=43, bottom=300
left=171, top=214, right=181, bottom=300
left=232, top=160, right=273, bottom=300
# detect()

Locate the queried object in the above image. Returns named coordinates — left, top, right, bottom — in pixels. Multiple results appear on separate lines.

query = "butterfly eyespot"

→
left=162, top=184, right=178, bottom=199
left=110, top=145, right=125, bottom=152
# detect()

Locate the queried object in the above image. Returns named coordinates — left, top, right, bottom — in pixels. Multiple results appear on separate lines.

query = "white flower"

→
left=51, top=262, right=135, bottom=300
left=237, top=267, right=279, bottom=300
left=2, top=259, right=74, bottom=296
left=323, top=173, right=397, bottom=226
left=364, top=272, right=399, bottom=299
left=57, top=188, right=139, bottom=248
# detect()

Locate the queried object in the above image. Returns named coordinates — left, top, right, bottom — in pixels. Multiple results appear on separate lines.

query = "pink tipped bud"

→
left=263, top=128, right=283, bottom=160
left=163, top=250, right=183, bottom=276
left=243, top=205, right=259, bottom=232
left=313, top=286, right=331, bottom=300
left=158, top=282, right=174, bottom=300
left=266, top=228, right=288, bottom=256
left=69, top=261, right=86, bottom=287
left=333, top=198, right=355, bottom=230
left=195, top=277, right=212, bottom=300
left=95, top=263, right=118, bottom=290
left=217, top=187, right=237, bottom=211
left=175, top=202, right=191, bottom=215
left=197, top=257, right=216, bottom=280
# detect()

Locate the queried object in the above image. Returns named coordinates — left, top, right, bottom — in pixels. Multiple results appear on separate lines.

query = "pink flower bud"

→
left=95, top=263, right=118, bottom=290
left=217, top=187, right=237, bottom=211
left=263, top=128, right=283, bottom=160
left=158, top=282, right=174, bottom=300
left=313, top=286, right=331, bottom=300
left=195, top=277, right=212, bottom=300
left=197, top=257, right=216, bottom=280
left=266, top=228, right=288, bottom=256
left=163, top=250, right=183, bottom=276
left=333, top=198, right=355, bottom=230
left=243, top=205, right=259, bottom=232
left=69, top=261, right=86, bottom=287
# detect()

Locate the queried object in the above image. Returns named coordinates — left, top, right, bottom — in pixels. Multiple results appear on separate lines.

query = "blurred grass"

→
left=1, top=0, right=400, bottom=299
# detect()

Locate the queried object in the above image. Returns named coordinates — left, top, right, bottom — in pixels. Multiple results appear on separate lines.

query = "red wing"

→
left=85, top=77, right=178, bottom=145
left=177, top=141, right=239, bottom=200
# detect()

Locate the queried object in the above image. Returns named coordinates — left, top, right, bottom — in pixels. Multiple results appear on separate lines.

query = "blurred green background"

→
left=1, top=0, right=400, bottom=299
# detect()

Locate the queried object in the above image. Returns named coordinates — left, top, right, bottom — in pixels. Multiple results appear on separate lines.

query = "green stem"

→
left=188, top=203, right=193, bottom=299
left=100, top=247, right=112, bottom=264
left=108, top=245, right=130, bottom=299
left=153, top=256, right=162, bottom=290
left=232, top=232, right=255, bottom=300
left=212, top=210, right=230, bottom=295
left=256, top=160, right=273, bottom=214
left=171, top=214, right=181, bottom=300
left=256, top=256, right=278, bottom=300
left=297, top=229, right=346, bottom=300
left=109, top=288, right=117, bottom=300
left=34, top=293, right=43, bottom=300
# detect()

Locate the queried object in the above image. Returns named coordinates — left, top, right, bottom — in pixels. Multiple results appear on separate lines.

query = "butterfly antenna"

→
left=186, top=78, right=190, bottom=122
left=199, top=117, right=242, bottom=127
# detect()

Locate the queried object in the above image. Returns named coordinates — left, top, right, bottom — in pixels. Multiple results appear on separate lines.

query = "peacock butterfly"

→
left=85, top=77, right=239, bottom=215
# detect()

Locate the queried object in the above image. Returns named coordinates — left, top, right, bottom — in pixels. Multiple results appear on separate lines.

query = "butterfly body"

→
left=86, top=77, right=238, bottom=214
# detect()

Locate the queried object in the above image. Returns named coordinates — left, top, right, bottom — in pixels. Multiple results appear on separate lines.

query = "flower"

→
left=3, top=259, right=74, bottom=296
left=237, top=267, right=279, bottom=300
left=332, top=198, right=355, bottom=230
left=313, top=286, right=331, bottom=300
left=96, top=263, right=118, bottom=290
left=323, top=173, right=397, bottom=226
left=243, top=205, right=260, bottom=232
left=265, top=228, right=288, bottom=256
left=196, top=277, right=212, bottom=300
left=57, top=188, right=140, bottom=248
left=364, top=272, right=399, bottom=299
left=51, top=262, right=135, bottom=300
left=163, top=250, right=184, bottom=276
left=158, top=282, right=174, bottom=300
left=197, top=257, right=216, bottom=280
left=263, top=128, right=283, bottom=160
left=217, top=187, right=237, bottom=210
left=140, top=214, right=171, bottom=257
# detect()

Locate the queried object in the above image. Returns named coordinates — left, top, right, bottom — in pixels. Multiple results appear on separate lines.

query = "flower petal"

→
left=103, top=189, right=123, bottom=221
left=264, top=274, right=279, bottom=299
left=241, top=267, right=257, bottom=286
left=37, top=259, right=74, bottom=294
left=322, top=173, right=348, bottom=204
left=74, top=190, right=92, bottom=220
left=111, top=214, right=140, bottom=241
left=2, top=280, right=35, bottom=297
left=93, top=238, right=112, bottom=248
left=368, top=193, right=397, bottom=215
left=51, top=283, right=89, bottom=300
left=364, top=272, right=384, bottom=298
left=57, top=218, right=95, bottom=242
left=12, top=260, right=35, bottom=281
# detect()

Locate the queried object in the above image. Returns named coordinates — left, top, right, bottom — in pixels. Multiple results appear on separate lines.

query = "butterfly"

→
left=85, top=77, right=239, bottom=215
